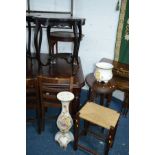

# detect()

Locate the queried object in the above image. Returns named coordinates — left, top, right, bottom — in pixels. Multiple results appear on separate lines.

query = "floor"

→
left=26, top=90, right=129, bottom=155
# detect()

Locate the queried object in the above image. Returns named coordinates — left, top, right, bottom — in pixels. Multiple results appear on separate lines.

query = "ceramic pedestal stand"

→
left=55, top=91, right=74, bottom=149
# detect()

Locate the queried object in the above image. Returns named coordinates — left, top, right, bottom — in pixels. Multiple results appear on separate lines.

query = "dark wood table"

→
left=85, top=58, right=129, bottom=108
left=27, top=53, right=85, bottom=117
left=85, top=73, right=116, bottom=107
left=26, top=13, right=86, bottom=66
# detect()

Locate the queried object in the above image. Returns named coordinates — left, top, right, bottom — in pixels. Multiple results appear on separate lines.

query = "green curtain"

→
left=119, top=0, right=129, bottom=64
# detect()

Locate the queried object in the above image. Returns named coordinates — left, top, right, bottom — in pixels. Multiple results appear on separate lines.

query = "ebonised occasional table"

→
left=26, top=13, right=86, bottom=66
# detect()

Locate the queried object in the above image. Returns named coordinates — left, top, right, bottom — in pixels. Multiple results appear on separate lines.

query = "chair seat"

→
left=79, top=102, right=120, bottom=129
left=50, top=31, right=84, bottom=42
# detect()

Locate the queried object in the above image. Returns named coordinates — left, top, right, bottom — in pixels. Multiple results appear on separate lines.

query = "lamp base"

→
left=55, top=131, right=74, bottom=149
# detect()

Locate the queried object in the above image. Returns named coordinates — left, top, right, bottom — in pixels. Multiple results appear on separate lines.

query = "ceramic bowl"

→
left=94, top=62, right=113, bottom=83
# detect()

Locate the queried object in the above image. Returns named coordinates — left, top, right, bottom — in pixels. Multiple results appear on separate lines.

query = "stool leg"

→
left=73, top=114, right=80, bottom=150
left=83, top=120, right=90, bottom=136
left=105, top=124, right=118, bottom=155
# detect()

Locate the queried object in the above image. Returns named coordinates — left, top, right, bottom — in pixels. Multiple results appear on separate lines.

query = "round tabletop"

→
left=85, top=73, right=116, bottom=94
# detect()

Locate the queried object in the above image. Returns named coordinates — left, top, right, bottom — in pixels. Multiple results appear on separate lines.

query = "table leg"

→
left=89, top=88, right=96, bottom=102
left=100, top=94, right=105, bottom=106
left=71, top=88, right=81, bottom=116
left=47, top=25, right=52, bottom=57
left=27, top=20, right=31, bottom=56
left=105, top=93, right=112, bottom=107
left=34, top=21, right=42, bottom=66
left=73, top=22, right=80, bottom=65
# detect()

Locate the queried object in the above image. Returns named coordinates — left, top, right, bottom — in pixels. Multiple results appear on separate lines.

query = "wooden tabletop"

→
left=26, top=12, right=86, bottom=25
left=26, top=53, right=85, bottom=89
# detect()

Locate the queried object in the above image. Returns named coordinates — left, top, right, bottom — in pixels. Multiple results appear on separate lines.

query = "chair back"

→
left=38, top=76, right=74, bottom=108
left=26, top=78, right=39, bottom=109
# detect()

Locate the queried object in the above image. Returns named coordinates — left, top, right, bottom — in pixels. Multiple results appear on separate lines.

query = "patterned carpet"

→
left=26, top=90, right=129, bottom=155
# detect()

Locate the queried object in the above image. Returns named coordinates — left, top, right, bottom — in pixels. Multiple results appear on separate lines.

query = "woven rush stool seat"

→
left=73, top=102, right=120, bottom=155
left=79, top=102, right=120, bottom=129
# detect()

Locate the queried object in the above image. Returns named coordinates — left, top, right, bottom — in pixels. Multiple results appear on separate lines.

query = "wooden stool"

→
left=85, top=73, right=116, bottom=107
left=50, top=31, right=84, bottom=54
left=73, top=102, right=120, bottom=155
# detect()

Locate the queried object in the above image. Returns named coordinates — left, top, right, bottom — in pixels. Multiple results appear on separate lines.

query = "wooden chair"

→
left=26, top=78, right=41, bottom=133
left=38, top=76, right=74, bottom=132
left=73, top=102, right=120, bottom=155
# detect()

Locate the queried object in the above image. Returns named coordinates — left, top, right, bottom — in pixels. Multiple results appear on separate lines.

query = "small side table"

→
left=85, top=73, right=116, bottom=107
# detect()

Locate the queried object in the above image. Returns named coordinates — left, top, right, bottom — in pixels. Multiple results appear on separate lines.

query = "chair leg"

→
left=45, top=107, right=48, bottom=112
left=36, top=105, right=41, bottom=134
left=73, top=113, right=80, bottom=150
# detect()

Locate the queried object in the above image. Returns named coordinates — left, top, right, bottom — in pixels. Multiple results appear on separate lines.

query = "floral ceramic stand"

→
left=55, top=91, right=74, bottom=149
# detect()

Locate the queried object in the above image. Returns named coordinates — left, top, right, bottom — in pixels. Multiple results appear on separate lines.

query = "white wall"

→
left=28, top=0, right=124, bottom=100
left=74, top=0, right=120, bottom=76
left=27, top=0, right=71, bottom=12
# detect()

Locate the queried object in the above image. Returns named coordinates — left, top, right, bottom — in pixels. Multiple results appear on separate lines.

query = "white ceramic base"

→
left=55, top=91, right=74, bottom=149
left=55, top=131, right=74, bottom=149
